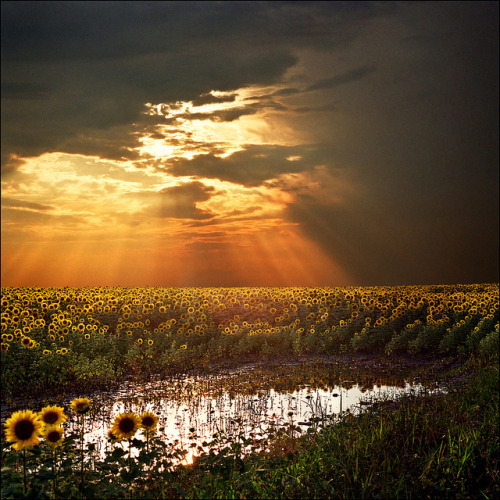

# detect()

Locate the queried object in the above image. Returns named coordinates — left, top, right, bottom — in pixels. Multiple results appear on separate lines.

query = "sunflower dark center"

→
left=47, top=430, right=61, bottom=443
left=119, top=418, right=135, bottom=433
left=142, top=416, right=155, bottom=427
left=14, top=419, right=35, bottom=440
left=76, top=402, right=89, bottom=413
left=43, top=411, right=58, bottom=424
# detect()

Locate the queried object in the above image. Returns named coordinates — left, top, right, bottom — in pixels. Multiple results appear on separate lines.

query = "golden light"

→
left=138, top=85, right=305, bottom=163
left=1, top=82, right=355, bottom=287
left=137, top=136, right=181, bottom=159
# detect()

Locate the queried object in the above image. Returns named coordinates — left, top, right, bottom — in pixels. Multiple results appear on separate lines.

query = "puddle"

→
left=87, top=383, right=427, bottom=464
left=1, top=362, right=439, bottom=464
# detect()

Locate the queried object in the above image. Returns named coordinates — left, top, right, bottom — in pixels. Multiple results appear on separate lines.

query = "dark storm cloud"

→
left=271, top=88, right=302, bottom=97
left=1, top=1, right=378, bottom=59
left=1, top=47, right=296, bottom=167
left=293, top=103, right=338, bottom=114
left=283, top=1, right=498, bottom=284
left=175, top=107, right=260, bottom=123
left=306, top=66, right=377, bottom=91
left=1, top=1, right=375, bottom=170
left=191, top=93, right=238, bottom=107
left=130, top=181, right=218, bottom=220
left=168, top=144, right=330, bottom=186
left=286, top=196, right=499, bottom=286
left=157, top=182, right=216, bottom=220
left=245, top=66, right=376, bottom=106
left=1, top=81, right=50, bottom=100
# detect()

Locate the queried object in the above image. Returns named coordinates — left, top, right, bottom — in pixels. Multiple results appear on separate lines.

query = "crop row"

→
left=1, top=284, right=498, bottom=396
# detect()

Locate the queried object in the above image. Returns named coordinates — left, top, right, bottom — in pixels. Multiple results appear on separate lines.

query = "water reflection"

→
left=55, top=363, right=434, bottom=464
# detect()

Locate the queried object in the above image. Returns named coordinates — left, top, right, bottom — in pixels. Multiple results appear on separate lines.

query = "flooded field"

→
left=1, top=282, right=496, bottom=498
left=2, top=361, right=441, bottom=464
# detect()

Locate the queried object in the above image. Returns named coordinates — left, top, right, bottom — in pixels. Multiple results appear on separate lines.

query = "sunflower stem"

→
left=52, top=447, right=57, bottom=499
left=80, top=414, right=85, bottom=498
left=128, top=438, right=133, bottom=499
left=22, top=448, right=27, bottom=495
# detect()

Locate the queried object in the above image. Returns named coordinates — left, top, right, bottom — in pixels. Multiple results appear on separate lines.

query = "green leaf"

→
left=1, top=483, right=23, bottom=497
left=36, top=470, right=56, bottom=480
left=110, top=447, right=127, bottom=459
left=120, top=465, right=142, bottom=482
left=130, top=438, right=144, bottom=449
left=137, top=454, right=152, bottom=465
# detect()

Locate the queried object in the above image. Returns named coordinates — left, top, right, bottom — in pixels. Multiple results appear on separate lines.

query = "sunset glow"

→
left=1, top=2, right=498, bottom=287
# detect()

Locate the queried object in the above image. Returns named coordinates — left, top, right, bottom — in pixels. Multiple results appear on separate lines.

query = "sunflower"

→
left=107, top=429, right=121, bottom=443
left=70, top=397, right=91, bottom=415
left=140, top=411, right=159, bottom=432
left=4, top=410, right=43, bottom=450
left=111, top=412, right=141, bottom=440
left=21, top=336, right=33, bottom=348
left=43, top=426, right=64, bottom=448
left=38, top=405, right=67, bottom=427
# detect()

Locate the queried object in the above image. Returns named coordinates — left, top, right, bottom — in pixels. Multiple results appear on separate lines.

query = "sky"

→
left=1, top=1, right=498, bottom=288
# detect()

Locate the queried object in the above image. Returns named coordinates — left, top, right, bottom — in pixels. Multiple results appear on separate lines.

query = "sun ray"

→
left=1, top=79, right=354, bottom=287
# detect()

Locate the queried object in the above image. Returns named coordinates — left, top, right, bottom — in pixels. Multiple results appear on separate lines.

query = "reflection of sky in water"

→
left=62, top=377, right=430, bottom=464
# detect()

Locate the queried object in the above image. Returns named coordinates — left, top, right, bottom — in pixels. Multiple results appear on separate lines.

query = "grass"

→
left=165, top=359, right=499, bottom=499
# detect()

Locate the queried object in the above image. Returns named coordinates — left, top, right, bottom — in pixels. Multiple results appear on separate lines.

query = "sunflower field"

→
left=1, top=284, right=499, bottom=498
left=1, top=284, right=499, bottom=398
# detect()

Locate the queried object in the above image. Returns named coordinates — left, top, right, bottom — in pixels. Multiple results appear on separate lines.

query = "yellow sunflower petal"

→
left=38, top=405, right=67, bottom=427
left=111, top=412, right=141, bottom=440
left=70, top=397, right=91, bottom=414
left=4, top=410, right=43, bottom=450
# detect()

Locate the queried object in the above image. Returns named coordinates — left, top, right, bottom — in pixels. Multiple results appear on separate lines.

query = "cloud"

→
left=131, top=181, right=218, bottom=220
left=1, top=81, right=50, bottom=100
left=175, top=106, right=260, bottom=123
left=285, top=195, right=499, bottom=286
left=0, top=1, right=392, bottom=171
left=306, top=66, right=376, bottom=91
left=292, top=103, right=338, bottom=114
left=2, top=2, right=324, bottom=169
left=1, top=197, right=53, bottom=211
left=167, top=144, right=333, bottom=186
left=191, top=92, right=237, bottom=107
left=1, top=1, right=498, bottom=286
left=1, top=206, right=83, bottom=230
left=270, top=88, right=302, bottom=97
